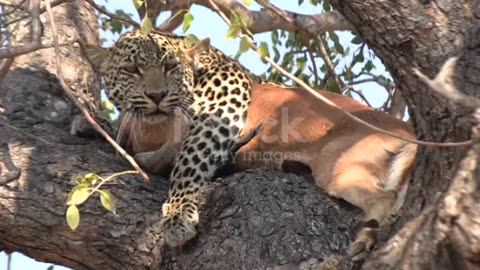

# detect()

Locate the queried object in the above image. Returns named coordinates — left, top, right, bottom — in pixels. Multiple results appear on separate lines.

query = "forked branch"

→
left=414, top=57, right=480, bottom=110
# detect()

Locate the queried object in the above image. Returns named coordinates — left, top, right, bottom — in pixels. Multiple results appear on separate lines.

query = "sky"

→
left=0, top=1, right=389, bottom=269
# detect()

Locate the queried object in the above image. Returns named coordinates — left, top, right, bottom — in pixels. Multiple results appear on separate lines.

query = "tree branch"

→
left=414, top=57, right=480, bottom=110
left=0, top=0, right=41, bottom=59
left=157, top=9, right=187, bottom=32
left=84, top=0, right=140, bottom=29
left=0, top=70, right=360, bottom=268
left=153, top=0, right=354, bottom=35
left=365, top=57, right=480, bottom=269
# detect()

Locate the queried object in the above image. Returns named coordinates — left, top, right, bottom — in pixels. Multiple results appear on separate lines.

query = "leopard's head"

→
left=83, top=30, right=209, bottom=123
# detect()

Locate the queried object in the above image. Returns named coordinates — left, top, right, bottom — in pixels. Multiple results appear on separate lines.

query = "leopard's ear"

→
left=81, top=43, right=112, bottom=74
left=181, top=38, right=210, bottom=65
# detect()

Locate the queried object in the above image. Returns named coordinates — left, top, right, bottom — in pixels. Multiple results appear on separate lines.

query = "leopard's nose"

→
left=145, top=91, right=167, bottom=103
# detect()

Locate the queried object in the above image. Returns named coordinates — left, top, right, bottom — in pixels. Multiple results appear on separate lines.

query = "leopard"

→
left=83, top=29, right=418, bottom=260
left=83, top=29, right=262, bottom=248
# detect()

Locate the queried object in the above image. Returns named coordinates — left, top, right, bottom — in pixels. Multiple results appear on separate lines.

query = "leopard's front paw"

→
left=161, top=201, right=199, bottom=247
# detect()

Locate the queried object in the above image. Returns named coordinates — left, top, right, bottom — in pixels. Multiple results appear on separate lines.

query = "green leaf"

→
left=323, top=0, right=331, bottom=12
left=114, top=10, right=131, bottom=20
left=353, top=51, right=365, bottom=63
left=320, top=64, right=327, bottom=73
left=364, top=60, right=374, bottom=72
left=377, top=75, right=388, bottom=85
left=272, top=46, right=280, bottom=62
left=84, top=173, right=100, bottom=186
left=66, top=205, right=80, bottom=231
left=345, top=68, right=354, bottom=82
left=239, top=37, right=251, bottom=53
left=329, top=32, right=339, bottom=43
left=243, top=0, right=254, bottom=6
left=132, top=0, right=145, bottom=9
left=271, top=30, right=279, bottom=45
left=351, top=35, right=363, bottom=44
left=257, top=42, right=270, bottom=59
left=225, top=25, right=241, bottom=40
left=66, top=185, right=91, bottom=206
left=99, top=189, right=116, bottom=213
left=46, top=266, right=54, bottom=270
left=281, top=52, right=294, bottom=67
left=101, top=99, right=116, bottom=121
left=74, top=176, right=85, bottom=185
left=326, top=79, right=340, bottom=92
left=296, top=57, right=307, bottom=72
left=182, top=12, right=194, bottom=33
left=141, top=16, right=153, bottom=34
left=184, top=34, right=200, bottom=47
left=334, top=42, right=345, bottom=55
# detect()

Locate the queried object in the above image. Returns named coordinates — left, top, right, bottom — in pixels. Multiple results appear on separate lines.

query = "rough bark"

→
left=330, top=0, right=480, bottom=269
left=0, top=68, right=361, bottom=270
left=5, top=0, right=103, bottom=130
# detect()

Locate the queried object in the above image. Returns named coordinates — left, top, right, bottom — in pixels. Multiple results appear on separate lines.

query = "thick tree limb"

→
left=0, top=67, right=360, bottom=270
left=147, top=0, right=354, bottom=35
left=364, top=57, right=480, bottom=269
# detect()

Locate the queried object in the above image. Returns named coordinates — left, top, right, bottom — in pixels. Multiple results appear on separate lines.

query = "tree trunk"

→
left=331, top=0, right=480, bottom=268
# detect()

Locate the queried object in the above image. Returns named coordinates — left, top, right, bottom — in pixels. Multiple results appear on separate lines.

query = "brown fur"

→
left=119, top=83, right=417, bottom=259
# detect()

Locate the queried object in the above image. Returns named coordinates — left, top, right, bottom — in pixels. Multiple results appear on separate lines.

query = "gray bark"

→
left=0, top=68, right=360, bottom=270
left=331, top=0, right=480, bottom=269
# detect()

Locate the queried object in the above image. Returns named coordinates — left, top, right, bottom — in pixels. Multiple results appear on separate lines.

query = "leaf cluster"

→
left=65, top=171, right=137, bottom=230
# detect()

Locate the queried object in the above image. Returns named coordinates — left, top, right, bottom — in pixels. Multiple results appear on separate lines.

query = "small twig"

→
left=88, top=170, right=139, bottom=196
left=414, top=57, right=480, bottom=110
left=0, top=0, right=41, bottom=59
left=256, top=0, right=342, bottom=91
left=44, top=0, right=150, bottom=182
left=6, top=252, right=11, bottom=270
left=316, top=36, right=343, bottom=91
left=84, top=0, right=140, bottom=29
left=306, top=44, right=320, bottom=86
left=208, top=3, right=473, bottom=148
left=1, top=0, right=68, bottom=30
left=0, top=0, right=27, bottom=16
left=343, top=86, right=373, bottom=108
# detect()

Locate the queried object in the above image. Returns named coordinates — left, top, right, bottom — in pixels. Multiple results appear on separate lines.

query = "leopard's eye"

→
left=164, top=62, right=178, bottom=71
left=123, top=64, right=142, bottom=75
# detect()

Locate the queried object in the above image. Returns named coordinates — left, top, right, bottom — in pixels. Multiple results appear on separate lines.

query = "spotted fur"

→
left=83, top=29, right=261, bottom=247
